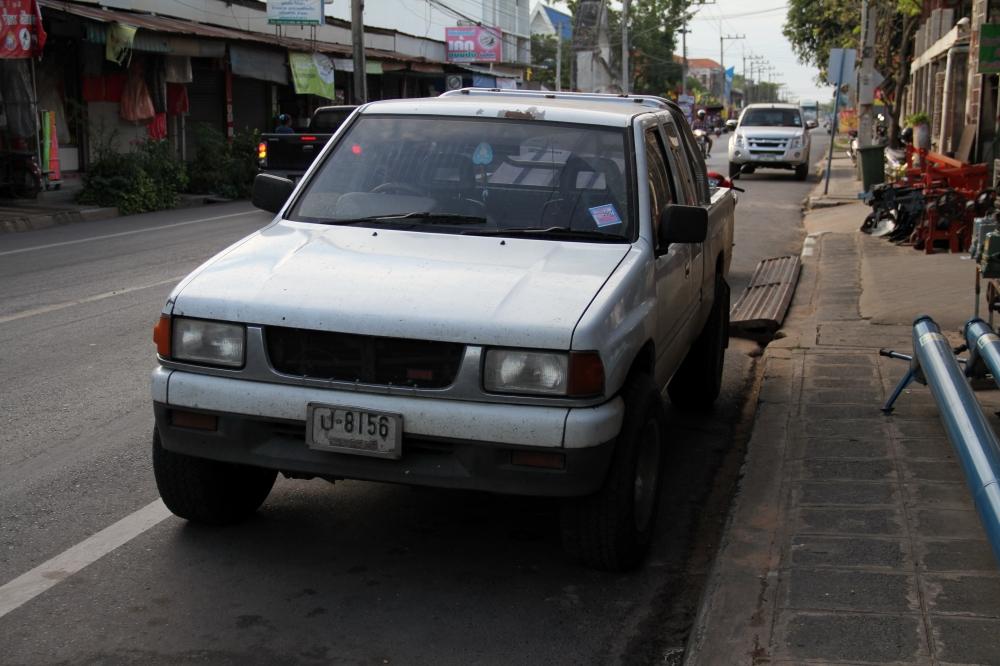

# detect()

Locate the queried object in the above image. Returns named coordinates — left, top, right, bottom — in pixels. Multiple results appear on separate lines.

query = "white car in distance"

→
left=728, top=103, right=815, bottom=180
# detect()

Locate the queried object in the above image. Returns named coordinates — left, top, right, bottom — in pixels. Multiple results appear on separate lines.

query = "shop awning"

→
left=231, top=45, right=288, bottom=85
left=40, top=0, right=441, bottom=65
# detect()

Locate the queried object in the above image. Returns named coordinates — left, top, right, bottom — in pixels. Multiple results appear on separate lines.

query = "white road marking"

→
left=0, top=276, right=184, bottom=324
left=0, top=211, right=258, bottom=257
left=0, top=499, right=172, bottom=619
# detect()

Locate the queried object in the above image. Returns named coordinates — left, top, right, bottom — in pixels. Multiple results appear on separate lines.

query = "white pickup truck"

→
left=150, top=90, right=736, bottom=570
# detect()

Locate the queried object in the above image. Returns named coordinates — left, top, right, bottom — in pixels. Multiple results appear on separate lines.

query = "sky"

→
left=681, top=0, right=828, bottom=103
left=542, top=0, right=830, bottom=103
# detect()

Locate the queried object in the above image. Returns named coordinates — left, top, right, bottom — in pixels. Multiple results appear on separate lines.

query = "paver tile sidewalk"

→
left=685, top=158, right=1000, bottom=665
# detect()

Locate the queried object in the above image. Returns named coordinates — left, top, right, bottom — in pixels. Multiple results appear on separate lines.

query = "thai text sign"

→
left=0, top=0, right=46, bottom=58
left=445, top=26, right=501, bottom=63
left=980, top=24, right=1000, bottom=74
left=268, top=0, right=323, bottom=26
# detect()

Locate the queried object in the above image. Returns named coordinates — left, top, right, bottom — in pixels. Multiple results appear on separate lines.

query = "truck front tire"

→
left=153, top=429, right=277, bottom=525
left=559, top=374, right=667, bottom=571
left=667, top=273, right=729, bottom=409
left=795, top=162, right=809, bottom=180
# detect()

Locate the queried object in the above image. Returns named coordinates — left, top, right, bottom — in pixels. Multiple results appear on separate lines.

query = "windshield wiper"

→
left=324, top=212, right=488, bottom=226
left=462, top=226, right=625, bottom=242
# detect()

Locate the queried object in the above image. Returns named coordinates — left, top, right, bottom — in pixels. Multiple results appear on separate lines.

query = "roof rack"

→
left=439, top=88, right=676, bottom=112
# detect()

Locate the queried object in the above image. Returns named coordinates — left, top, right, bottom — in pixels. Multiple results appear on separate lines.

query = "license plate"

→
left=306, top=403, right=402, bottom=459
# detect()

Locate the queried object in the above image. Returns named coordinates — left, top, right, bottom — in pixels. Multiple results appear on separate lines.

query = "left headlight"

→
left=733, top=133, right=745, bottom=147
left=483, top=350, right=604, bottom=397
left=171, top=317, right=246, bottom=368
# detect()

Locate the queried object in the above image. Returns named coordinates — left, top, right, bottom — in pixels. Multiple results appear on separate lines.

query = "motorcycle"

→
left=693, top=128, right=711, bottom=158
left=847, top=129, right=859, bottom=166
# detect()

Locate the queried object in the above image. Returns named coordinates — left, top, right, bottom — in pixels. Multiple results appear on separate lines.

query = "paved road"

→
left=0, top=133, right=825, bottom=665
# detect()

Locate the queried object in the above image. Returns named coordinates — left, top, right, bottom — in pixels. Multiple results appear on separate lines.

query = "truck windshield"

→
left=741, top=108, right=802, bottom=128
left=287, top=115, right=633, bottom=240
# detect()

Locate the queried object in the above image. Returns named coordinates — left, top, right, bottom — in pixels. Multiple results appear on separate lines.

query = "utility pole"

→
left=720, top=31, right=743, bottom=107
left=556, top=34, right=562, bottom=92
left=679, top=24, right=690, bottom=96
left=857, top=0, right=878, bottom=148
left=351, top=0, right=367, bottom=103
left=621, top=0, right=631, bottom=94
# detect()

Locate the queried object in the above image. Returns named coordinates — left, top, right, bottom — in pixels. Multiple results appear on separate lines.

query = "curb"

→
left=0, top=192, right=235, bottom=235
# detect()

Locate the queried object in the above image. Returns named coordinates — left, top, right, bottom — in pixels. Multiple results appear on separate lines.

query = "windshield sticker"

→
left=472, top=142, right=494, bottom=166
left=589, top=204, right=622, bottom=227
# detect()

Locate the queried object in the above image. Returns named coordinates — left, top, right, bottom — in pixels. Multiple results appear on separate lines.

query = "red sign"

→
left=0, top=0, right=46, bottom=58
left=445, top=26, right=501, bottom=63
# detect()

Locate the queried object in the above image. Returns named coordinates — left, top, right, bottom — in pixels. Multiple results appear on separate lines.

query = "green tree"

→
left=530, top=33, right=573, bottom=90
left=783, top=0, right=920, bottom=146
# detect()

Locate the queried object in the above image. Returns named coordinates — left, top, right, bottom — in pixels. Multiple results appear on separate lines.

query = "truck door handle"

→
left=684, top=262, right=691, bottom=277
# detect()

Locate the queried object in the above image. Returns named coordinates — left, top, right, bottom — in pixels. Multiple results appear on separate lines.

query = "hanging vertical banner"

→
left=289, top=51, right=336, bottom=99
left=268, top=0, right=323, bottom=26
left=724, top=66, right=734, bottom=101
left=0, top=0, right=46, bottom=58
left=106, top=23, right=137, bottom=65
left=979, top=24, right=1000, bottom=74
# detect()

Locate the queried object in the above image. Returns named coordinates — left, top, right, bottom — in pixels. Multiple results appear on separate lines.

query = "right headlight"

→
left=483, top=350, right=604, bottom=397
left=733, top=133, right=745, bottom=147
left=170, top=317, right=246, bottom=368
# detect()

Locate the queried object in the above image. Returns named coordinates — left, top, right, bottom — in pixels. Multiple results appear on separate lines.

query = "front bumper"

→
left=728, top=144, right=808, bottom=167
left=151, top=368, right=624, bottom=496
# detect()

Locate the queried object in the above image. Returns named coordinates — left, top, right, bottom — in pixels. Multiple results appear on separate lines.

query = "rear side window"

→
left=660, top=122, right=698, bottom=206
left=644, top=128, right=675, bottom=250
left=310, top=109, right=354, bottom=131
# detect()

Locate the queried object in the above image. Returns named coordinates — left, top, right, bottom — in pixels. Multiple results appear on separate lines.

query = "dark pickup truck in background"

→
left=257, top=105, right=356, bottom=180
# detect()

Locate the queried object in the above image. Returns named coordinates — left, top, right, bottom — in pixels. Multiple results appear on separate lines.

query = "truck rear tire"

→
left=667, top=273, right=729, bottom=409
left=153, top=429, right=277, bottom=525
left=559, top=374, right=667, bottom=571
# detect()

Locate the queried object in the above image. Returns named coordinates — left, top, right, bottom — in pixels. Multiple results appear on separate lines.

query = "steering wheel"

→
left=370, top=182, right=425, bottom=196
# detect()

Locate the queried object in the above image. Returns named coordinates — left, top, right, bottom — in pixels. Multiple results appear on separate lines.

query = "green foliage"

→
left=188, top=123, right=260, bottom=200
left=906, top=112, right=930, bottom=127
left=530, top=33, right=573, bottom=90
left=79, top=137, right=188, bottom=216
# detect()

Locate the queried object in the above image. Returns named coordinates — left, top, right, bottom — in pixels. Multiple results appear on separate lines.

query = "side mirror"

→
left=806, top=119, right=818, bottom=129
left=252, top=173, right=295, bottom=214
left=658, top=204, right=708, bottom=247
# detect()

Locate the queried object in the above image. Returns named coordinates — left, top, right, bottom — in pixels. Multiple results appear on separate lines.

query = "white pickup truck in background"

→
left=150, top=90, right=736, bottom=571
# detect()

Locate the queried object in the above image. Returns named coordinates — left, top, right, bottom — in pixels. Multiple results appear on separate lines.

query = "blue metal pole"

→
left=965, top=318, right=1000, bottom=386
left=914, top=316, right=1000, bottom=566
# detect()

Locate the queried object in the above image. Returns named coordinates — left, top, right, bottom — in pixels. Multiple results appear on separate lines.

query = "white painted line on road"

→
left=0, top=499, right=172, bottom=619
left=0, top=211, right=258, bottom=257
left=0, top=276, right=184, bottom=324
left=801, top=236, right=817, bottom=258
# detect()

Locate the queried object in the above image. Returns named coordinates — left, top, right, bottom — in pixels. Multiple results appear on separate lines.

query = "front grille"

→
left=265, top=326, right=465, bottom=389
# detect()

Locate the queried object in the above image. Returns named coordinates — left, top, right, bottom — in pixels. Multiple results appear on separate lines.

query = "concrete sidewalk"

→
left=685, top=155, right=1000, bottom=665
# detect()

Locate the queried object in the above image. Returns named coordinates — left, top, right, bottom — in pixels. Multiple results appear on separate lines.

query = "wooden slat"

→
left=730, top=255, right=801, bottom=340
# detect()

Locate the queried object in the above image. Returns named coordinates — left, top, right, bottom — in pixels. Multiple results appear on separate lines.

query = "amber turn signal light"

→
left=567, top=352, right=605, bottom=397
left=510, top=450, right=565, bottom=470
left=153, top=314, right=171, bottom=358
left=171, top=410, right=218, bottom=431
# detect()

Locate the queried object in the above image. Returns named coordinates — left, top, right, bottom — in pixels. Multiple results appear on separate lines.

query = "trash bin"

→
left=858, top=145, right=885, bottom=193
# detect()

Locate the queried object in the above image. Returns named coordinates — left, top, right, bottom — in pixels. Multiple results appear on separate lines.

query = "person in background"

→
left=274, top=113, right=294, bottom=134
left=692, top=109, right=713, bottom=156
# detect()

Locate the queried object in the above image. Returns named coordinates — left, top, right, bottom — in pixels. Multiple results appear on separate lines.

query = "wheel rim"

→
left=633, top=417, right=662, bottom=532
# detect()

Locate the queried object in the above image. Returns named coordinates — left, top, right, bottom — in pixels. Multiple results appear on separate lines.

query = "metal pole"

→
left=858, top=0, right=877, bottom=148
left=351, top=0, right=367, bottom=104
left=824, top=51, right=846, bottom=195
left=621, top=0, right=630, bottom=94
left=681, top=24, right=688, bottom=96
left=556, top=35, right=562, bottom=92
left=915, top=317, right=1000, bottom=566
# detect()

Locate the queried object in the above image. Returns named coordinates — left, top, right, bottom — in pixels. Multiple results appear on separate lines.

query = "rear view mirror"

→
left=658, top=204, right=708, bottom=247
left=806, top=119, right=818, bottom=129
left=252, top=173, right=295, bottom=214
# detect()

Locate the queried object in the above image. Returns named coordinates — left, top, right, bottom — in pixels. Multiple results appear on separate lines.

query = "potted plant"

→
left=906, top=112, right=931, bottom=150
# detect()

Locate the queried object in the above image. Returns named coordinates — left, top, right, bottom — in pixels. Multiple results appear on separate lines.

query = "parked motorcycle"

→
left=847, top=129, right=859, bottom=166
left=0, top=149, right=42, bottom=199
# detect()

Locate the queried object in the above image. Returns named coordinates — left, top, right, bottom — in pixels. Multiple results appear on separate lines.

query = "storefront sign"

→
left=445, top=26, right=501, bottom=63
left=980, top=24, right=1000, bottom=73
left=0, top=0, right=46, bottom=58
left=289, top=51, right=335, bottom=99
left=268, top=0, right=323, bottom=26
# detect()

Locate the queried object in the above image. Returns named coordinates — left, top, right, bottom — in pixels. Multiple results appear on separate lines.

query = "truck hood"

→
left=171, top=220, right=630, bottom=349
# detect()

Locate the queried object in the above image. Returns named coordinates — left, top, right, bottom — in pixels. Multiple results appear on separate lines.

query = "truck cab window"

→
left=645, top=127, right=675, bottom=249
